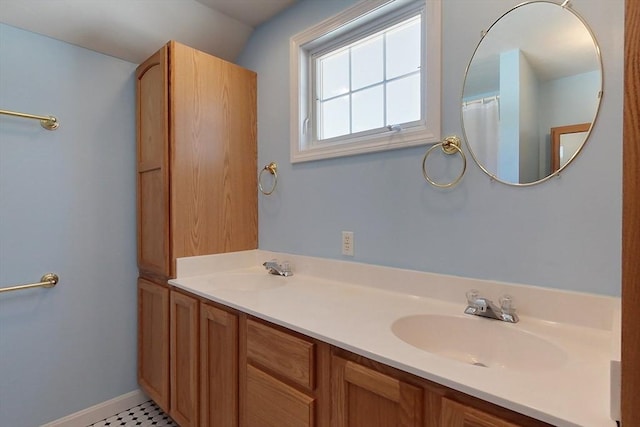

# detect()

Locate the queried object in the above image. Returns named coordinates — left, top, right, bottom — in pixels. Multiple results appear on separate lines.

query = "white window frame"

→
left=290, top=0, right=441, bottom=163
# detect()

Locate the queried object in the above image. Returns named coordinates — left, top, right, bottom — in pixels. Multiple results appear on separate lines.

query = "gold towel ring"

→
left=422, top=136, right=467, bottom=188
left=259, top=162, right=278, bottom=195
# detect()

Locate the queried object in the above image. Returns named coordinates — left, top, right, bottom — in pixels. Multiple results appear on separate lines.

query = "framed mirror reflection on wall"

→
left=461, top=0, right=603, bottom=186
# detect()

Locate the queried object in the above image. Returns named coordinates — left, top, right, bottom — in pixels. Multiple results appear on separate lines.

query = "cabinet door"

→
left=331, top=355, right=423, bottom=427
left=169, top=41, right=258, bottom=262
left=441, top=398, right=519, bottom=427
left=137, top=278, right=170, bottom=412
left=136, top=46, right=170, bottom=278
left=201, top=303, right=238, bottom=427
left=170, top=290, right=200, bottom=426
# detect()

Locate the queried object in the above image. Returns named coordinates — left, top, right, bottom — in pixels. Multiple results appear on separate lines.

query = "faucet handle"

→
left=466, top=289, right=479, bottom=305
left=281, top=260, right=292, bottom=275
left=498, top=294, right=519, bottom=323
left=499, top=295, right=515, bottom=314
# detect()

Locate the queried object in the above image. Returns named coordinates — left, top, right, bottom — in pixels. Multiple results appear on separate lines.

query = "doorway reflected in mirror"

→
left=551, top=123, right=591, bottom=173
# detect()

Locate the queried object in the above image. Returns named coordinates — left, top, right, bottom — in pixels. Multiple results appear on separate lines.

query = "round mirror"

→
left=461, top=1, right=602, bottom=185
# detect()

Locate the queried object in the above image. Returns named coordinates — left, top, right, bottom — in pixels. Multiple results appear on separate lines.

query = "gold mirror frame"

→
left=460, top=0, right=604, bottom=186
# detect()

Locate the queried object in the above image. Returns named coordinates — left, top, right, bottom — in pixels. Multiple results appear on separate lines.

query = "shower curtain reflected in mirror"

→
left=463, top=97, right=500, bottom=176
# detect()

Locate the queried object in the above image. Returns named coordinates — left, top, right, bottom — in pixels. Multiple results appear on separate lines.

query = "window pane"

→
left=319, top=95, right=350, bottom=140
left=386, top=16, right=421, bottom=79
left=319, top=49, right=350, bottom=100
left=352, top=85, right=383, bottom=133
left=351, top=35, right=383, bottom=91
left=386, top=73, right=420, bottom=125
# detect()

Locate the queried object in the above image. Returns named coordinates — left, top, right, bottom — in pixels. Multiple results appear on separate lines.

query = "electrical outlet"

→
left=342, top=231, right=354, bottom=256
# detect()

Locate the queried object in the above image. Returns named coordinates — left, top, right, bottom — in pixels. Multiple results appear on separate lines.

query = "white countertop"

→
left=169, top=250, right=619, bottom=427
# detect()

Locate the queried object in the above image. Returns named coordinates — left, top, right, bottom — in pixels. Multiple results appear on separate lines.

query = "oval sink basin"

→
left=391, top=314, right=567, bottom=371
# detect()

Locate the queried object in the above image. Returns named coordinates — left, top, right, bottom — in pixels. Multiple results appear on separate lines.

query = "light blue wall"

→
left=238, top=0, right=624, bottom=296
left=541, top=70, right=602, bottom=129
left=538, top=70, right=602, bottom=175
left=0, top=24, right=138, bottom=426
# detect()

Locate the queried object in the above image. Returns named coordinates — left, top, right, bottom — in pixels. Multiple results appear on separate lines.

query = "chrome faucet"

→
left=263, top=260, right=293, bottom=277
left=464, top=290, right=518, bottom=323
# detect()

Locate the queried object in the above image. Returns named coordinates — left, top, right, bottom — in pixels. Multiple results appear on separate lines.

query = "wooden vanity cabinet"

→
left=162, top=293, right=552, bottom=427
left=240, top=316, right=331, bottom=427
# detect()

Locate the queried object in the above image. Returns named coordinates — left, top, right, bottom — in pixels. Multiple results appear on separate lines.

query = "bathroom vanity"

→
left=148, top=249, right=619, bottom=427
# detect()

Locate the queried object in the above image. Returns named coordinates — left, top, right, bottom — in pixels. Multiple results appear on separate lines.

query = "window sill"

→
left=290, top=125, right=440, bottom=163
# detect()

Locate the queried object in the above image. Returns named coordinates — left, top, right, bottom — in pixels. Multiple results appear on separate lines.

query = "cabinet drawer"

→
left=246, top=365, right=315, bottom=427
left=246, top=319, right=315, bottom=390
left=441, top=398, right=520, bottom=427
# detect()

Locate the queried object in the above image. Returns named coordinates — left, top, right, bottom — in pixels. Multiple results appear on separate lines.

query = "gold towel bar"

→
left=0, top=109, right=59, bottom=130
left=0, top=273, right=59, bottom=294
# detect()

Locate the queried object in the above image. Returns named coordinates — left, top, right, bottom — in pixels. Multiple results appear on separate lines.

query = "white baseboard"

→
left=41, top=389, right=149, bottom=427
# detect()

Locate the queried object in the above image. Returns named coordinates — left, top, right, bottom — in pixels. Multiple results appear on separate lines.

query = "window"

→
left=290, top=0, right=441, bottom=163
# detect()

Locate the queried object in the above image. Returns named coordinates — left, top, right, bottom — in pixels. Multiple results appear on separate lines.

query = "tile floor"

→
left=88, top=400, right=176, bottom=426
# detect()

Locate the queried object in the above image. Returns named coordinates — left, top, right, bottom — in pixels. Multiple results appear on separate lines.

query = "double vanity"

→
left=134, top=2, right=617, bottom=425
left=157, top=249, right=618, bottom=427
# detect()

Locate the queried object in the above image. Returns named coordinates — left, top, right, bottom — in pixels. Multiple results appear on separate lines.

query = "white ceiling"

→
left=464, top=2, right=600, bottom=96
left=0, top=0, right=296, bottom=64
left=195, top=0, right=295, bottom=28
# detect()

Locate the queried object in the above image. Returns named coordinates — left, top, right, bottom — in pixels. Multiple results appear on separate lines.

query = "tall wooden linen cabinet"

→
left=136, top=41, right=257, bottom=426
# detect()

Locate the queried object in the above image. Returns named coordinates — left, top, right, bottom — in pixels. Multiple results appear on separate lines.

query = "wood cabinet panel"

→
left=136, top=47, right=169, bottom=278
left=246, top=318, right=315, bottom=390
left=170, top=41, right=257, bottom=263
left=137, top=278, right=170, bottom=413
left=622, top=0, right=640, bottom=424
left=137, top=50, right=167, bottom=169
left=170, top=290, right=200, bottom=426
left=331, top=355, right=423, bottom=427
left=245, top=364, right=315, bottom=427
left=441, top=398, right=519, bottom=427
left=200, top=302, right=239, bottom=427
left=138, top=170, right=167, bottom=276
